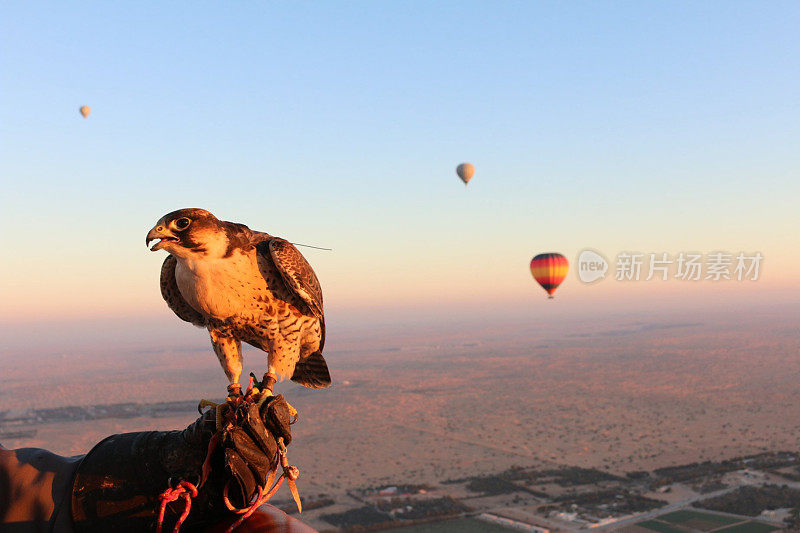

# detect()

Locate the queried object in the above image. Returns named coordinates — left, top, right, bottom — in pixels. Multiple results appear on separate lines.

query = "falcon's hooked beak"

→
left=146, top=225, right=178, bottom=251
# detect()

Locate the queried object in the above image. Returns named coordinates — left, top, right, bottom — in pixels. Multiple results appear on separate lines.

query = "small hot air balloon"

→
left=456, top=163, right=474, bottom=185
left=530, top=253, right=569, bottom=299
left=79, top=105, right=91, bottom=118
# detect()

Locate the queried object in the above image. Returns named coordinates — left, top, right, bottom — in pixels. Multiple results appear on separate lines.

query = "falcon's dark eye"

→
left=175, top=217, right=191, bottom=230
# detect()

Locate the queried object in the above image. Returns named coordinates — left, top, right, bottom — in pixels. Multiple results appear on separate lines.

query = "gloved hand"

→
left=70, top=393, right=296, bottom=533
left=221, top=395, right=293, bottom=509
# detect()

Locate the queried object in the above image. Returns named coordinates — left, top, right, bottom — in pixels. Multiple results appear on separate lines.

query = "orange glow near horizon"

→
left=2, top=258, right=797, bottom=324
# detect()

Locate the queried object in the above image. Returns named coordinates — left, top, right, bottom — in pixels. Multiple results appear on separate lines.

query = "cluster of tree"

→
left=375, top=496, right=468, bottom=520
left=465, top=476, right=520, bottom=495
left=0, top=400, right=197, bottom=427
left=461, top=474, right=548, bottom=497
left=321, top=497, right=469, bottom=529
left=693, top=484, right=800, bottom=517
left=654, top=460, right=739, bottom=486
left=691, top=479, right=728, bottom=494
left=612, top=494, right=670, bottom=514
left=279, top=496, right=334, bottom=514
left=502, top=465, right=622, bottom=486
left=359, top=484, right=431, bottom=496
left=786, top=507, right=800, bottom=528
left=320, top=506, right=391, bottom=529
left=652, top=452, right=797, bottom=487
left=552, top=488, right=666, bottom=514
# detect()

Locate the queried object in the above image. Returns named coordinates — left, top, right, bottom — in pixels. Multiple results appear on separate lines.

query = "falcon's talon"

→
left=261, top=373, right=278, bottom=394
left=226, top=384, right=243, bottom=401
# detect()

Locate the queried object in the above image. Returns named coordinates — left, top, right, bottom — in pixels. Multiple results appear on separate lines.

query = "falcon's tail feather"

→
left=290, top=351, right=331, bottom=389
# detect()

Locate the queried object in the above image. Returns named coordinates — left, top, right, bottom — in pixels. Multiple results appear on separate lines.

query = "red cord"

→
left=156, top=481, right=199, bottom=533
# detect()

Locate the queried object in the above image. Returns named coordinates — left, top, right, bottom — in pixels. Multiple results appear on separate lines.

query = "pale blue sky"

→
left=1, top=2, right=799, bottom=325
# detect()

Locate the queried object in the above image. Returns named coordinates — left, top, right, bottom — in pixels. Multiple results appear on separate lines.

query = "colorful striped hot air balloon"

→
left=530, top=253, right=569, bottom=299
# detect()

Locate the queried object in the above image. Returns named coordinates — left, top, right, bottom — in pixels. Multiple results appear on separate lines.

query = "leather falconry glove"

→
left=70, top=394, right=295, bottom=533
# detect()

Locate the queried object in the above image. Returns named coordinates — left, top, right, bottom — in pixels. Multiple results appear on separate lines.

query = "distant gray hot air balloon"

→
left=456, top=163, right=474, bottom=185
left=79, top=105, right=91, bottom=118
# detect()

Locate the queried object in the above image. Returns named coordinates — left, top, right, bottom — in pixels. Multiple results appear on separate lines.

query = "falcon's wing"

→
left=261, top=238, right=324, bottom=318
left=160, top=255, right=206, bottom=327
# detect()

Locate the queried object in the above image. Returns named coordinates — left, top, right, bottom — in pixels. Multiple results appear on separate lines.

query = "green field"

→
left=386, top=517, right=518, bottom=532
left=637, top=520, right=687, bottom=533
left=659, top=510, right=740, bottom=526
left=636, top=508, right=780, bottom=533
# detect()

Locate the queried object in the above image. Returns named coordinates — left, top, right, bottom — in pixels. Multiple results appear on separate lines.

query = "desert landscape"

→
left=2, top=304, right=798, bottom=530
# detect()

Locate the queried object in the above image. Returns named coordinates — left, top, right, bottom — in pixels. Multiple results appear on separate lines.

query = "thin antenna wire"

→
left=291, top=242, right=333, bottom=251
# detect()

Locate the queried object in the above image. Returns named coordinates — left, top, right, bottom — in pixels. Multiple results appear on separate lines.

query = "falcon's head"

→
left=146, top=208, right=230, bottom=259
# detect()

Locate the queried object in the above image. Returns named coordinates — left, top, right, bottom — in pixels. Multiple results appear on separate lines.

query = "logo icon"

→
left=577, top=249, right=609, bottom=283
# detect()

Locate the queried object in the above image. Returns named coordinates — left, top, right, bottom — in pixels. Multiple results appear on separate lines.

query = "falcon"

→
left=146, top=208, right=331, bottom=396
